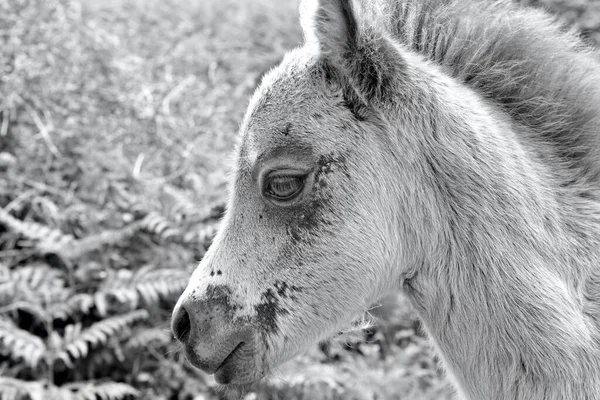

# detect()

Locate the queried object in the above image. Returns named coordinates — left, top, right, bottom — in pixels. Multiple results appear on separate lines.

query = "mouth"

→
left=214, top=341, right=246, bottom=384
left=184, top=340, right=263, bottom=385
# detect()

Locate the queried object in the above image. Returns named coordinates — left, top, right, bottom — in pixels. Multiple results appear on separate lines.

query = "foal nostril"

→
left=172, top=306, right=191, bottom=342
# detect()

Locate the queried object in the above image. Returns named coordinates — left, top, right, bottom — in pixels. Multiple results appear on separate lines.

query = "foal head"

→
left=172, top=0, right=432, bottom=384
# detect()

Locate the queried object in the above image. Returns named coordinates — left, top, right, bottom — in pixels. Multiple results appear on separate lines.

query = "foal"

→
left=172, top=0, right=600, bottom=398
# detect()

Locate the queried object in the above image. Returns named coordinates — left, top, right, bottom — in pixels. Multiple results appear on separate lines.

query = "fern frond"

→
left=158, top=186, right=225, bottom=224
left=56, top=310, right=149, bottom=366
left=140, top=212, right=181, bottom=242
left=95, top=266, right=192, bottom=315
left=65, top=381, right=139, bottom=400
left=0, top=264, right=13, bottom=307
left=45, top=385, right=77, bottom=400
left=81, top=346, right=123, bottom=373
left=0, top=209, right=69, bottom=258
left=149, top=358, right=210, bottom=398
left=7, top=263, right=68, bottom=303
left=0, top=208, right=76, bottom=256
left=125, top=327, right=171, bottom=350
left=0, top=263, right=73, bottom=321
left=55, top=221, right=145, bottom=261
left=0, top=208, right=146, bottom=262
left=134, top=266, right=190, bottom=307
left=52, top=294, right=96, bottom=320
left=0, top=361, right=20, bottom=379
left=0, top=318, right=46, bottom=369
left=9, top=263, right=64, bottom=289
left=200, top=201, right=226, bottom=222
left=182, top=223, right=219, bottom=247
left=0, top=378, right=45, bottom=400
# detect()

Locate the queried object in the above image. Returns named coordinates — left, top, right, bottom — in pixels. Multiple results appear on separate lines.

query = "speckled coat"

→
left=172, top=1, right=600, bottom=398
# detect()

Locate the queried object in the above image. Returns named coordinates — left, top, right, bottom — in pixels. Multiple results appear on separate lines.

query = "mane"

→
left=388, top=0, right=600, bottom=189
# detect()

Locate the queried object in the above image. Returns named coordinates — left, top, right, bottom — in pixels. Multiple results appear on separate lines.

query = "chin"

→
left=182, top=341, right=271, bottom=386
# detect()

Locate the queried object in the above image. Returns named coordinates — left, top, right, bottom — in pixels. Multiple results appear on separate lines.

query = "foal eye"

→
left=264, top=174, right=306, bottom=202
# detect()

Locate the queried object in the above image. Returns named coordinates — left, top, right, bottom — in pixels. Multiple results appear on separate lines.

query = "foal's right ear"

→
left=300, top=0, right=404, bottom=104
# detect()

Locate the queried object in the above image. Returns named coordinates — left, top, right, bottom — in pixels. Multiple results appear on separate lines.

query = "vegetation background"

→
left=1, top=0, right=599, bottom=399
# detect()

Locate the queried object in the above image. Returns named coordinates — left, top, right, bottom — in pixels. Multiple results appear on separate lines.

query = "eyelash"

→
left=263, top=173, right=307, bottom=203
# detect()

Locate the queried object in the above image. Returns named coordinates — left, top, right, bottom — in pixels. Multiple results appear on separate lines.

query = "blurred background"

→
left=0, top=0, right=599, bottom=399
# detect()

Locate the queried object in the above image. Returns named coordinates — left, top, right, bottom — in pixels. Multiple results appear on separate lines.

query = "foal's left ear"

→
left=300, top=0, right=404, bottom=104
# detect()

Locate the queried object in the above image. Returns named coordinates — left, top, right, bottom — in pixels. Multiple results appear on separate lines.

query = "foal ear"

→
left=300, top=0, right=404, bottom=104
left=300, top=0, right=359, bottom=59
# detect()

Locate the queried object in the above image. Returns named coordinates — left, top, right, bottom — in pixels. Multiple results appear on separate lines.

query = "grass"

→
left=1, top=0, right=599, bottom=399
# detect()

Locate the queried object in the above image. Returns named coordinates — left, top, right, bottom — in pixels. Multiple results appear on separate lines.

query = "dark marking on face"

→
left=286, top=198, right=329, bottom=245
left=285, top=153, right=348, bottom=246
left=282, top=122, right=292, bottom=136
left=274, top=280, right=302, bottom=301
left=204, top=284, right=241, bottom=316
left=317, top=217, right=333, bottom=229
left=254, top=288, right=289, bottom=333
left=316, top=154, right=335, bottom=174
left=314, top=153, right=349, bottom=186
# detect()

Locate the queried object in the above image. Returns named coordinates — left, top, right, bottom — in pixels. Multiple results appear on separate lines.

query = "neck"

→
left=407, top=236, right=599, bottom=399
left=391, top=70, right=600, bottom=399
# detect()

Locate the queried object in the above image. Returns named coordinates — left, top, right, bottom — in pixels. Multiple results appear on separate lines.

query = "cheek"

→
left=282, top=162, right=349, bottom=249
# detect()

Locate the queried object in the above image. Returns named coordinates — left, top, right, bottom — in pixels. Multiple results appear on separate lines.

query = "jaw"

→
left=183, top=339, right=271, bottom=386
left=209, top=314, right=376, bottom=389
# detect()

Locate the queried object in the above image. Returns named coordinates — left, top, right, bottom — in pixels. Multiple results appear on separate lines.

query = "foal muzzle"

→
left=171, top=288, right=265, bottom=384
